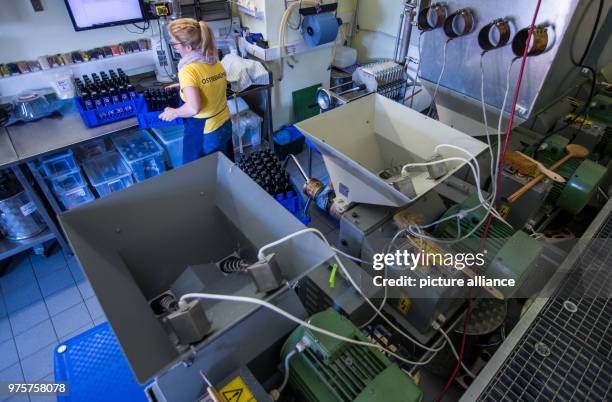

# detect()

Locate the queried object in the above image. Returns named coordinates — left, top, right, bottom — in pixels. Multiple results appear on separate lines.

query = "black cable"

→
left=571, top=0, right=604, bottom=67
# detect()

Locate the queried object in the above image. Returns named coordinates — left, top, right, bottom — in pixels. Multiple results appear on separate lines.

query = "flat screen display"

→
left=64, top=0, right=146, bottom=31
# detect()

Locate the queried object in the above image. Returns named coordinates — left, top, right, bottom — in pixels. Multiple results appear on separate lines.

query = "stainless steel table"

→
left=7, top=113, right=137, bottom=162
left=0, top=128, right=18, bottom=169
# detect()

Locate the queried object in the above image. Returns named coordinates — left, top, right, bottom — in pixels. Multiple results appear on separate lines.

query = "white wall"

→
left=0, top=0, right=153, bottom=64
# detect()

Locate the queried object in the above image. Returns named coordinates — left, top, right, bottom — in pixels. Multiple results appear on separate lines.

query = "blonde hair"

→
left=167, top=18, right=217, bottom=59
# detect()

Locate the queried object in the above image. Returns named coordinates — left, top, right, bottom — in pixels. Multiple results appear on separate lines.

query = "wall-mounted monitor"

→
left=64, top=0, right=146, bottom=31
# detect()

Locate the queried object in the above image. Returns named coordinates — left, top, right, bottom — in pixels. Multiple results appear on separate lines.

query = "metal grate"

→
left=477, top=208, right=612, bottom=401
left=479, top=318, right=612, bottom=401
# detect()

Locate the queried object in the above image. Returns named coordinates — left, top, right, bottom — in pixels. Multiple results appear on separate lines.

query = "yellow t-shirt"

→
left=178, top=61, right=230, bottom=133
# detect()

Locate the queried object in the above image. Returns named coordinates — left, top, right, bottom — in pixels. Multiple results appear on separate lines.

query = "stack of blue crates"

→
left=112, top=130, right=166, bottom=182
left=39, top=150, right=95, bottom=210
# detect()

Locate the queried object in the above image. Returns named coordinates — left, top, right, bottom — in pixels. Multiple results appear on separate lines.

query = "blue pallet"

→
left=135, top=97, right=184, bottom=129
left=54, top=323, right=149, bottom=402
left=75, top=96, right=140, bottom=128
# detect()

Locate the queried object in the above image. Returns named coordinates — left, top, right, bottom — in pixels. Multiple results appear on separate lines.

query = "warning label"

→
left=219, top=376, right=256, bottom=402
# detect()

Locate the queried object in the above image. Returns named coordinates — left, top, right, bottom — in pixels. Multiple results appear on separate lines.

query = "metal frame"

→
left=459, top=197, right=612, bottom=401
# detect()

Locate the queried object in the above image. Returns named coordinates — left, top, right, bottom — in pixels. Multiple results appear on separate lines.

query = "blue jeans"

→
left=182, top=118, right=233, bottom=164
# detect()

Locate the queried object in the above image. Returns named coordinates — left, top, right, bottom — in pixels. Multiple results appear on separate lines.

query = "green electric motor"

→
left=537, top=134, right=607, bottom=214
left=433, top=195, right=542, bottom=298
left=280, top=309, right=422, bottom=402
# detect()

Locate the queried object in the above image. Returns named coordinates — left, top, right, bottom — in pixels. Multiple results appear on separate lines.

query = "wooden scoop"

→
left=508, top=144, right=589, bottom=203
left=515, top=152, right=566, bottom=183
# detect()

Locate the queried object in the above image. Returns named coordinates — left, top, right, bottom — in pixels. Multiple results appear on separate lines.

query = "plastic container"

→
left=50, top=170, right=87, bottom=194
left=75, top=95, right=140, bottom=128
left=332, top=46, right=358, bottom=69
left=273, top=125, right=304, bottom=161
left=56, top=186, right=95, bottom=210
left=83, top=152, right=134, bottom=197
left=112, top=130, right=166, bottom=182
left=152, top=126, right=185, bottom=169
left=232, top=110, right=262, bottom=151
left=0, top=181, right=47, bottom=240
left=135, top=97, right=183, bottom=129
left=40, top=150, right=78, bottom=178
left=276, top=185, right=311, bottom=226
left=75, top=139, right=112, bottom=161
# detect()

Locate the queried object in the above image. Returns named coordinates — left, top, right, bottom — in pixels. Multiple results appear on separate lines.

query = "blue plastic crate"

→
left=276, top=186, right=311, bottom=225
left=135, top=97, right=184, bottom=129
left=112, top=130, right=166, bottom=182
left=54, top=322, right=150, bottom=402
left=75, top=96, right=140, bottom=128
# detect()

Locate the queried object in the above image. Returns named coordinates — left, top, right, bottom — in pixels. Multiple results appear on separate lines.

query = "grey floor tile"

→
left=93, top=316, right=107, bottom=326
left=30, top=249, right=67, bottom=278
left=37, top=267, right=74, bottom=298
left=60, top=322, right=93, bottom=343
left=8, top=301, right=49, bottom=336
left=84, top=297, right=103, bottom=320
left=76, top=281, right=94, bottom=300
left=44, top=285, right=83, bottom=317
left=0, top=339, right=19, bottom=371
left=13, top=320, right=57, bottom=359
left=3, top=283, right=42, bottom=315
left=0, top=363, right=23, bottom=382
left=0, top=317, right=12, bottom=343
left=20, top=343, right=56, bottom=382
left=51, top=303, right=93, bottom=339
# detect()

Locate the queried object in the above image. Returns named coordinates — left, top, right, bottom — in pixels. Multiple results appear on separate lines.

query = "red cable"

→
left=434, top=295, right=473, bottom=402
left=480, top=0, right=543, bottom=248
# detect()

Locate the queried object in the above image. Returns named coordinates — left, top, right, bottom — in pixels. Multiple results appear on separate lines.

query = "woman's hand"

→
left=158, top=107, right=178, bottom=121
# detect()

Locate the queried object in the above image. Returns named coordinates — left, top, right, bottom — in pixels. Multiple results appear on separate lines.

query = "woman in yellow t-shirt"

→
left=158, top=18, right=232, bottom=164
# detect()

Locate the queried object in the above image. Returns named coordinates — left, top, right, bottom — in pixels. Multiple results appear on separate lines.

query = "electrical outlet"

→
left=30, top=0, right=44, bottom=12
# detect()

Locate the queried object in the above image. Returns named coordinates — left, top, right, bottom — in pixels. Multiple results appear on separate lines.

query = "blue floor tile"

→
left=0, top=317, right=12, bottom=343
left=60, top=322, right=93, bottom=343
left=66, top=257, right=86, bottom=283
left=76, top=281, right=94, bottom=300
left=8, top=301, right=49, bottom=336
left=0, top=339, right=19, bottom=371
left=93, top=317, right=107, bottom=326
left=0, top=260, right=35, bottom=294
left=44, top=285, right=83, bottom=317
left=37, top=267, right=74, bottom=298
left=51, top=303, right=93, bottom=339
left=30, top=249, right=67, bottom=278
left=0, top=293, right=7, bottom=318
left=20, top=343, right=56, bottom=382
left=3, top=283, right=42, bottom=315
left=84, top=297, right=103, bottom=321
left=13, top=319, right=57, bottom=359
left=0, top=363, right=23, bottom=382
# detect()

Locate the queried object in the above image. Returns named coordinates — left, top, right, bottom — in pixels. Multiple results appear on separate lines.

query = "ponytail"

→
left=168, top=18, right=217, bottom=60
left=199, top=21, right=218, bottom=61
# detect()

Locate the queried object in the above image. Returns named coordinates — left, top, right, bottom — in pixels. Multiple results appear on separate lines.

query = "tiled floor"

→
left=0, top=247, right=106, bottom=402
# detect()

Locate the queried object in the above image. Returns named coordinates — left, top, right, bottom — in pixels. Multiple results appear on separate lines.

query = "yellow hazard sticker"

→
left=219, top=376, right=257, bottom=402
left=499, top=204, right=510, bottom=219
left=397, top=295, right=412, bottom=316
